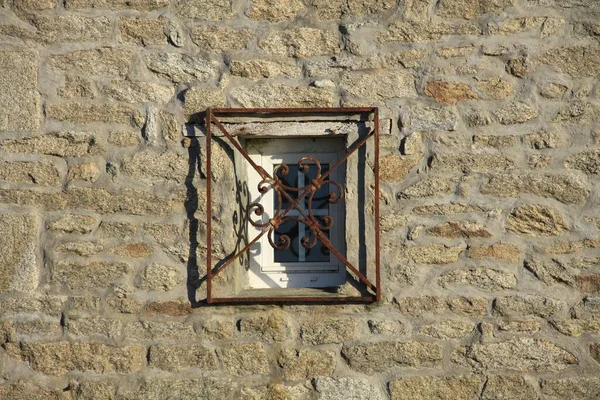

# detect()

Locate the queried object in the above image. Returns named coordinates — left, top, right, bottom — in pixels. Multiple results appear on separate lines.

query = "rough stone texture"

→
left=342, top=341, right=442, bottom=373
left=145, top=52, right=219, bottom=84
left=0, top=213, right=39, bottom=293
left=259, top=28, right=340, bottom=57
left=493, top=295, right=564, bottom=318
left=439, top=268, right=517, bottom=291
left=431, top=153, right=514, bottom=173
left=1, top=132, right=97, bottom=157
left=47, top=214, right=97, bottom=234
left=399, top=176, right=453, bottom=198
left=389, top=376, right=482, bottom=400
left=396, top=296, right=488, bottom=317
left=122, top=150, right=187, bottom=183
left=240, top=312, right=290, bottom=342
left=481, top=173, right=589, bottom=204
left=425, top=81, right=477, bottom=105
left=541, top=377, right=600, bottom=399
left=119, top=17, right=167, bottom=46
left=149, top=344, right=216, bottom=372
left=428, top=220, right=493, bottom=238
left=0, top=51, right=40, bottom=131
left=138, top=263, right=183, bottom=291
left=379, top=154, right=421, bottom=182
left=506, top=204, right=568, bottom=237
left=481, top=375, right=540, bottom=399
left=52, top=261, right=132, bottom=290
left=46, top=102, right=139, bottom=125
left=341, top=70, right=417, bottom=100
left=524, top=258, right=574, bottom=285
left=400, top=106, right=458, bottom=131
left=279, top=349, right=335, bottom=380
left=453, top=338, right=578, bottom=372
left=378, top=21, right=481, bottom=43
left=191, top=27, right=255, bottom=51
left=468, top=243, right=520, bottom=263
left=230, top=59, right=300, bottom=80
left=249, top=0, right=304, bottom=21
left=494, top=102, right=539, bottom=124
left=566, top=150, right=600, bottom=175
left=175, top=0, right=234, bottom=21
left=393, top=243, right=466, bottom=264
left=6, top=341, right=145, bottom=374
left=50, top=48, right=132, bottom=76
left=0, top=161, right=60, bottom=185
left=300, top=318, right=358, bottom=345
left=218, top=343, right=270, bottom=375
left=230, top=84, right=334, bottom=108
left=537, top=46, right=600, bottom=78
left=419, top=320, right=475, bottom=339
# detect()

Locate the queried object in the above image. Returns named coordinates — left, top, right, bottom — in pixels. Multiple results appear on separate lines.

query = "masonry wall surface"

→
left=0, top=0, right=600, bottom=398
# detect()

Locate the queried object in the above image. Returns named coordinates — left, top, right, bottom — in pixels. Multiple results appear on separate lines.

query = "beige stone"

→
left=342, top=341, right=442, bottom=373
left=413, top=203, right=484, bottom=216
left=301, top=317, right=358, bottom=345
left=538, top=46, right=600, bottom=78
left=122, top=150, right=188, bottom=184
left=315, top=378, right=384, bottom=400
left=577, top=274, right=600, bottom=293
left=8, top=341, right=145, bottom=374
left=230, top=84, right=334, bottom=108
left=379, top=154, right=420, bottom=183
left=468, top=243, right=520, bottom=263
left=149, top=344, right=216, bottom=372
left=259, top=28, right=340, bottom=57
left=506, top=204, right=567, bottom=237
left=58, top=75, right=95, bottom=99
left=566, top=150, right=600, bottom=175
left=524, top=129, right=565, bottom=149
left=378, top=21, right=480, bottom=43
left=240, top=312, right=290, bottom=342
left=55, top=241, right=104, bottom=256
left=493, top=295, right=564, bottom=317
left=67, top=163, right=100, bottom=183
left=0, top=382, right=67, bottom=400
left=541, top=377, right=600, bottom=399
left=218, top=342, right=270, bottom=375
left=47, top=214, right=96, bottom=234
left=473, top=135, right=518, bottom=148
left=65, top=316, right=122, bottom=339
left=440, top=268, right=517, bottom=291
left=191, top=26, right=255, bottom=51
left=524, top=258, right=573, bottom=285
left=425, top=81, right=477, bottom=105
left=279, top=349, right=336, bottom=379
left=477, top=76, right=514, bottom=100
left=145, top=52, right=220, bottom=84
left=390, top=376, right=482, bottom=400
left=482, top=375, right=540, bottom=399
left=46, top=102, right=138, bottom=125
left=5, top=14, right=111, bottom=44
left=437, top=0, right=513, bottom=19
left=396, top=296, right=487, bottom=317
left=124, top=321, right=194, bottom=341
left=138, top=263, right=183, bottom=291
left=0, top=161, right=59, bottom=185
left=53, top=261, right=132, bottom=290
left=482, top=173, right=588, bottom=204
left=454, top=338, right=578, bottom=371
left=494, top=102, right=538, bottom=124
left=489, top=17, right=564, bottom=36
left=65, top=0, right=167, bottom=10
left=0, top=213, right=39, bottom=293
left=1, top=132, right=96, bottom=157
left=72, top=381, right=117, bottom=400
left=249, top=0, right=304, bottom=21
left=108, top=130, right=141, bottom=147
left=100, top=80, right=175, bottom=104
left=183, top=86, right=225, bottom=119
left=393, top=243, right=465, bottom=264
left=0, top=51, right=40, bottom=132
left=119, top=17, right=167, bottom=46
left=110, top=242, right=153, bottom=258
left=340, top=70, right=417, bottom=100
left=419, top=320, right=475, bottom=339
left=11, top=0, right=56, bottom=10
left=175, top=0, right=235, bottom=21
left=400, top=106, right=458, bottom=131
left=145, top=301, right=192, bottom=317
left=313, top=0, right=395, bottom=19
left=545, top=238, right=600, bottom=255
left=428, top=220, right=492, bottom=239
left=431, top=153, right=515, bottom=173
left=399, top=177, right=453, bottom=199
left=50, top=48, right=132, bottom=76
left=230, top=59, right=301, bottom=80
left=121, top=378, right=236, bottom=399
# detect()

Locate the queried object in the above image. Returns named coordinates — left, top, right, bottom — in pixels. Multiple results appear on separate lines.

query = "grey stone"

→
left=340, top=70, right=417, bottom=100
left=50, top=47, right=133, bottom=76
left=145, top=53, right=220, bottom=84
left=506, top=204, right=567, bottom=237
left=482, top=375, right=540, bottom=400
left=400, top=106, right=459, bottom=131
left=342, top=341, right=442, bottom=373
left=494, top=102, right=538, bottom=124
left=389, top=376, right=482, bottom=400
left=566, top=150, right=600, bottom=175
left=259, top=27, right=340, bottom=57
left=439, top=268, right=517, bottom=291
left=230, top=84, right=334, bottom=108
left=314, top=377, right=385, bottom=400
left=493, top=295, right=564, bottom=318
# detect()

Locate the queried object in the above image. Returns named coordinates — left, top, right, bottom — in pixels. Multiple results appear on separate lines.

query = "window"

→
left=203, top=108, right=381, bottom=304
left=246, top=144, right=346, bottom=289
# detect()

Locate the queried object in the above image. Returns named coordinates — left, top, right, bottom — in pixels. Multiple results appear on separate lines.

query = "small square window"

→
left=203, top=108, right=381, bottom=304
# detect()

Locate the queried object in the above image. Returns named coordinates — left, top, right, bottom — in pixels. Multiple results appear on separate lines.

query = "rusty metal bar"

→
left=206, top=109, right=213, bottom=304
left=209, top=296, right=375, bottom=304
left=211, top=107, right=377, bottom=114
left=374, top=108, right=381, bottom=302
left=211, top=228, right=268, bottom=279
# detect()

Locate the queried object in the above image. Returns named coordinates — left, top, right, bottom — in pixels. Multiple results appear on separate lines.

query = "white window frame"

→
left=246, top=151, right=346, bottom=289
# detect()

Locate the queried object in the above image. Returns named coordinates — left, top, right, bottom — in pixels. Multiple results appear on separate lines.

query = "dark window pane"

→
left=275, top=164, right=298, bottom=211
left=309, top=164, right=330, bottom=210
left=274, top=219, right=299, bottom=262
left=304, top=219, right=330, bottom=262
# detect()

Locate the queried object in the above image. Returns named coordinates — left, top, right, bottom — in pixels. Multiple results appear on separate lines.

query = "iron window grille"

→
left=204, top=107, right=381, bottom=304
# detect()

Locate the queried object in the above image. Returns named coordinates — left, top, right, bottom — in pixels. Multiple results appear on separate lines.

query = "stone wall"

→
left=1, top=0, right=600, bottom=398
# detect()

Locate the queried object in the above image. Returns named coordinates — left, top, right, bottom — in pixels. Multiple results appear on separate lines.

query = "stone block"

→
left=379, top=154, right=421, bottom=183
left=541, top=377, right=600, bottom=399
left=175, top=0, right=235, bottom=21
left=313, top=0, right=394, bottom=19
left=342, top=341, right=442, bottom=373
left=428, top=220, right=492, bottom=239
left=240, top=312, right=291, bottom=342
left=65, top=0, right=168, bottom=10
left=7, top=341, right=145, bottom=374
left=425, top=81, right=477, bottom=105
left=138, top=263, right=183, bottom=291
left=72, top=381, right=117, bottom=400
left=248, top=0, right=304, bottom=21
left=468, top=243, right=520, bottom=263
left=144, top=301, right=192, bottom=317
left=0, top=295, right=66, bottom=315
left=47, top=214, right=97, bottom=234
left=494, top=102, right=538, bottom=125
left=191, top=26, right=255, bottom=51
left=145, top=52, right=220, bottom=84
left=396, top=296, right=488, bottom=317
left=123, top=321, right=194, bottom=341
left=46, top=102, right=139, bottom=125
left=0, top=51, right=40, bottom=132
left=314, top=377, right=385, bottom=400
left=577, top=274, right=600, bottom=293
left=436, top=0, right=513, bottom=19
left=230, top=84, right=334, bottom=108
left=122, top=150, right=188, bottom=184
left=493, top=295, right=564, bottom=318
left=279, top=349, right=336, bottom=380
left=230, top=59, right=301, bottom=80
left=119, top=378, right=237, bottom=400
left=0, top=382, right=67, bottom=400
left=524, top=258, right=574, bottom=286
left=0, top=161, right=59, bottom=185
left=52, top=261, right=132, bottom=291
left=259, top=28, right=340, bottom=57
left=378, top=21, right=480, bottom=43
left=400, top=106, right=458, bottom=131
left=506, top=204, right=567, bottom=237
left=439, top=268, right=517, bottom=291
left=481, top=173, right=588, bottom=204
left=419, top=320, right=475, bottom=339
left=477, top=76, right=514, bottom=100
left=1, top=132, right=96, bottom=157
left=537, top=46, right=600, bottom=78
left=340, top=70, right=417, bottom=100
left=27, top=14, right=111, bottom=43
left=390, top=376, right=482, bottom=400
left=481, top=375, right=538, bottom=399
left=454, top=338, right=578, bottom=371
left=149, top=344, right=216, bottom=372
left=50, top=48, right=132, bottom=76
left=108, top=130, right=141, bottom=147
left=100, top=80, right=175, bottom=104
left=394, top=243, right=465, bottom=264
left=119, top=17, right=167, bottom=46
left=65, top=316, right=122, bottom=339
left=67, top=163, right=100, bottom=183
left=0, top=213, right=39, bottom=293
left=413, top=203, right=484, bottom=216
left=218, top=342, right=270, bottom=375
left=300, top=317, right=358, bottom=345
left=566, top=150, right=600, bottom=175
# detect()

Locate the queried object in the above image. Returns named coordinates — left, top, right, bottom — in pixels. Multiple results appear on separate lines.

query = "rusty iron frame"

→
left=205, top=107, right=380, bottom=304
